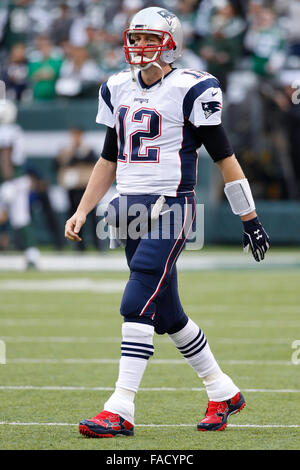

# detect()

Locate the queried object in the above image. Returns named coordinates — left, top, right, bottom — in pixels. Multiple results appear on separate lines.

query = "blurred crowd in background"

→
left=0, top=0, right=300, bottom=264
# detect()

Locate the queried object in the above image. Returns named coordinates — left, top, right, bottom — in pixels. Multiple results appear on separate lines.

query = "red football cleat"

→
left=197, top=392, right=246, bottom=431
left=79, top=410, right=134, bottom=438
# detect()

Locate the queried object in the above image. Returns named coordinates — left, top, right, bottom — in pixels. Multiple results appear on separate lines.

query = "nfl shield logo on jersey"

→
left=202, top=101, right=222, bottom=119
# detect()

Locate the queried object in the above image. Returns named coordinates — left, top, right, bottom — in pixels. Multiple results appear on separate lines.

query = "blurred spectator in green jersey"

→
left=28, top=34, right=63, bottom=100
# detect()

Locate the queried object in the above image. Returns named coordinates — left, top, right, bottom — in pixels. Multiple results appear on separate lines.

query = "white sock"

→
left=202, top=371, right=240, bottom=402
left=104, top=387, right=135, bottom=424
left=169, top=318, right=219, bottom=376
left=104, top=322, right=154, bottom=424
left=169, top=318, right=239, bottom=401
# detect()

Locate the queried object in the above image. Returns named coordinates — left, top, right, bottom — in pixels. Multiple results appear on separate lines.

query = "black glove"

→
left=242, top=217, right=270, bottom=262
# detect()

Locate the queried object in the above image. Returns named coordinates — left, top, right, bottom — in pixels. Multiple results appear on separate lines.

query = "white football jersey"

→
left=96, top=67, right=222, bottom=196
left=0, top=123, right=25, bottom=167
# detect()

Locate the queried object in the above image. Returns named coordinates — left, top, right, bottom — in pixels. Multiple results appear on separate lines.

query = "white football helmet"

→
left=124, top=6, right=183, bottom=68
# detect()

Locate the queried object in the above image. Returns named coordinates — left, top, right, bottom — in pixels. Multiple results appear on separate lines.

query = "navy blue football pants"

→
left=120, top=192, right=196, bottom=335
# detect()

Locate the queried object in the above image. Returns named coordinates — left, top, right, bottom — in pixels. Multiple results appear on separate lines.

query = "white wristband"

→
left=224, top=178, right=255, bottom=216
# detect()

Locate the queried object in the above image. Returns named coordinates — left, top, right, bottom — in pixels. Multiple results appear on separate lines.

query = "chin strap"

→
left=130, top=65, right=136, bottom=91
left=151, top=61, right=165, bottom=84
left=130, top=61, right=166, bottom=93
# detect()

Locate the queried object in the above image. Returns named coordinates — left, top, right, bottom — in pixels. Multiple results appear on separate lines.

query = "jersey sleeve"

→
left=96, top=81, right=115, bottom=128
left=194, top=124, right=233, bottom=162
left=183, top=77, right=223, bottom=127
left=101, top=126, right=118, bottom=163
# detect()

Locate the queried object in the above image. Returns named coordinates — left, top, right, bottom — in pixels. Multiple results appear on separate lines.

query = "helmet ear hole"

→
left=167, top=38, right=176, bottom=50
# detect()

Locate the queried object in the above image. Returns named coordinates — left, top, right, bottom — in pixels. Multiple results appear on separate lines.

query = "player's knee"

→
left=153, top=310, right=188, bottom=335
left=120, top=285, right=139, bottom=318
left=120, top=278, right=156, bottom=319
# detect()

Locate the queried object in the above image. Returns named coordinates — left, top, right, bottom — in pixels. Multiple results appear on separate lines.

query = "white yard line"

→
left=1, top=252, right=300, bottom=271
left=0, top=319, right=106, bottom=327
left=4, top=359, right=293, bottom=366
left=0, top=421, right=299, bottom=429
left=1, top=319, right=300, bottom=328
left=0, top=336, right=293, bottom=344
left=186, top=305, right=300, bottom=314
left=2, top=303, right=299, bottom=312
left=1, top=336, right=123, bottom=343
left=0, top=279, right=126, bottom=293
left=0, top=386, right=299, bottom=393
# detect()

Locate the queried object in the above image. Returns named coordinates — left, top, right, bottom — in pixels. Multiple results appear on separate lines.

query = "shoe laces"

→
left=205, top=400, right=228, bottom=417
left=94, top=411, right=120, bottom=424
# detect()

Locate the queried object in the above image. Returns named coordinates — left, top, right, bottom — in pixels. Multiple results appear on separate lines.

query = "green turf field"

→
left=0, top=268, right=300, bottom=450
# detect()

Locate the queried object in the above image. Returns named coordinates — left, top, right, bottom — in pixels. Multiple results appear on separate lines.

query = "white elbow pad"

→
left=224, top=178, right=255, bottom=216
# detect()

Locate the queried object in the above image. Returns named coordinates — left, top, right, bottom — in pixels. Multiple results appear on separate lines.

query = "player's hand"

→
left=242, top=217, right=270, bottom=262
left=65, top=212, right=86, bottom=242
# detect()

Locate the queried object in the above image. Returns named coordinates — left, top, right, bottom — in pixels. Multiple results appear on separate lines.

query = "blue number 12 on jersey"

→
left=116, top=106, right=162, bottom=163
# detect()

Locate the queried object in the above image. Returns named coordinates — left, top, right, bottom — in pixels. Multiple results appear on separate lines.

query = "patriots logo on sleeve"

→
left=202, top=101, right=222, bottom=119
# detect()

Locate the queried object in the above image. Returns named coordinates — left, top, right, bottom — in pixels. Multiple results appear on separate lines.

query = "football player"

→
left=65, top=7, right=270, bottom=436
left=0, top=100, right=40, bottom=269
